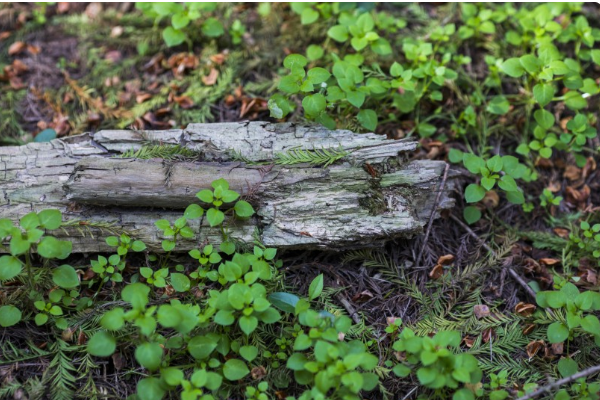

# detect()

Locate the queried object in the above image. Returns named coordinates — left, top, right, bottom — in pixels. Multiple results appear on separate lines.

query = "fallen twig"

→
left=515, top=364, right=600, bottom=400
left=449, top=214, right=537, bottom=300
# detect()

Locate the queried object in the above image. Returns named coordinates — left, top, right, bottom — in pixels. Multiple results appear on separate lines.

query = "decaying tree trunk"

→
left=0, top=122, right=456, bottom=253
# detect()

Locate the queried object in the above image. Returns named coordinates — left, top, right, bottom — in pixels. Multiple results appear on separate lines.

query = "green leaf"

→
left=184, top=204, right=204, bottom=219
left=371, top=38, right=392, bottom=55
left=162, top=367, right=184, bottom=386
left=453, top=388, right=475, bottom=400
left=131, top=240, right=146, bottom=252
left=357, top=109, right=377, bottom=131
left=234, top=200, right=254, bottom=218
left=0, top=305, right=22, bottom=327
left=283, top=54, right=308, bottom=70
left=206, top=208, right=225, bottom=227
left=20, top=212, right=40, bottom=230
left=557, top=358, right=578, bottom=378
left=301, top=7, right=319, bottom=24
left=223, top=359, right=250, bottom=381
left=269, top=94, right=293, bottom=118
left=463, top=153, right=484, bottom=174
left=487, top=155, right=503, bottom=172
left=100, top=308, right=125, bottom=331
left=547, top=322, right=569, bottom=343
left=308, top=274, right=324, bottom=300
left=0, top=255, right=22, bottom=281
left=307, top=67, right=331, bottom=85
left=486, top=96, right=510, bottom=115
left=269, top=292, right=300, bottom=313
left=188, top=335, right=218, bottom=360
left=162, top=27, right=186, bottom=47
left=52, top=265, right=79, bottom=289
left=534, top=109, right=554, bottom=129
left=135, top=342, right=163, bottom=371
left=239, top=345, right=258, bottom=362
left=498, top=176, right=519, bottom=192
left=201, top=18, right=224, bottom=37
left=590, top=49, right=600, bottom=66
left=171, top=14, right=190, bottom=30
left=10, top=235, right=30, bottom=256
left=533, top=83, right=555, bottom=107
left=463, top=206, right=481, bottom=224
left=137, top=377, right=166, bottom=400
left=581, top=315, right=600, bottom=334
left=519, top=54, right=542, bottom=74
left=239, top=315, right=258, bottom=335
left=170, top=273, right=191, bottom=292
left=501, top=58, right=525, bottom=78
left=197, top=190, right=214, bottom=203
left=327, top=25, right=349, bottom=42
left=564, top=91, right=587, bottom=110
left=155, top=219, right=170, bottom=231
left=34, top=313, right=48, bottom=326
left=306, top=44, right=324, bottom=61
left=220, top=241, right=236, bottom=255
left=506, top=190, right=525, bottom=205
left=38, top=236, right=72, bottom=259
left=38, top=209, right=62, bottom=230
left=417, top=122, right=436, bottom=137
left=302, top=94, right=326, bottom=117
left=87, top=331, right=116, bottom=356
left=390, top=62, right=404, bottom=77
left=465, top=184, right=486, bottom=203
left=106, top=236, right=119, bottom=247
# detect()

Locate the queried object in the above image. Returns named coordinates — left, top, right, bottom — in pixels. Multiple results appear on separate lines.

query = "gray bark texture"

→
left=0, top=122, right=456, bottom=253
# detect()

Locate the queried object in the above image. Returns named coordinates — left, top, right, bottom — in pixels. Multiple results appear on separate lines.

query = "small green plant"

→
left=0, top=210, right=73, bottom=327
left=91, top=254, right=126, bottom=284
left=136, top=2, right=225, bottom=47
left=287, top=312, right=379, bottom=400
left=536, top=277, right=600, bottom=345
left=540, top=188, right=563, bottom=208
left=484, top=370, right=510, bottom=400
left=245, top=382, right=270, bottom=400
left=106, top=233, right=146, bottom=256
left=569, top=221, right=600, bottom=266
left=448, top=151, right=534, bottom=223
left=553, top=358, right=600, bottom=400
left=391, top=327, right=482, bottom=400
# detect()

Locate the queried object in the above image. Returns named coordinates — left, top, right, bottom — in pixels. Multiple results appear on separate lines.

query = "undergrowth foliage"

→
left=2, top=3, right=600, bottom=400
left=2, top=178, right=600, bottom=400
left=268, top=2, right=600, bottom=224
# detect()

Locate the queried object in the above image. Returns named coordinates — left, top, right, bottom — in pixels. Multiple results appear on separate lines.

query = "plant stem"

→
left=25, top=252, right=34, bottom=288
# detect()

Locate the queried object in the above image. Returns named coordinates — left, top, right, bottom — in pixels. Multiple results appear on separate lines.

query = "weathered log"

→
left=0, top=122, right=456, bottom=252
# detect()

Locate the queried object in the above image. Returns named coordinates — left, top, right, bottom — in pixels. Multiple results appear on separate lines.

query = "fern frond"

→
left=117, top=144, right=201, bottom=160
left=519, top=231, right=568, bottom=252
left=275, top=146, right=349, bottom=167
left=43, top=340, right=77, bottom=400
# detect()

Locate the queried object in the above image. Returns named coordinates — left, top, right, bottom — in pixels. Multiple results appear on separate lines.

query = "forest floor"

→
left=1, top=3, right=600, bottom=400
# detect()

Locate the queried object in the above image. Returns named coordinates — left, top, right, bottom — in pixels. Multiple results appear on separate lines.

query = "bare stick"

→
left=449, top=214, right=537, bottom=300
left=336, top=295, right=362, bottom=325
left=516, top=364, right=600, bottom=400
left=415, top=163, right=450, bottom=267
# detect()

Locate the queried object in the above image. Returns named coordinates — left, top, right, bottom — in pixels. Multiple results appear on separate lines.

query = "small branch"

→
left=449, top=214, right=496, bottom=255
left=336, top=294, right=362, bottom=325
left=449, top=214, right=537, bottom=300
left=515, top=364, right=600, bottom=400
left=415, top=163, right=450, bottom=267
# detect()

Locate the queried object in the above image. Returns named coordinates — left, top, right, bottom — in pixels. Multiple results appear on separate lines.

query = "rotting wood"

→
left=0, top=121, right=456, bottom=253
